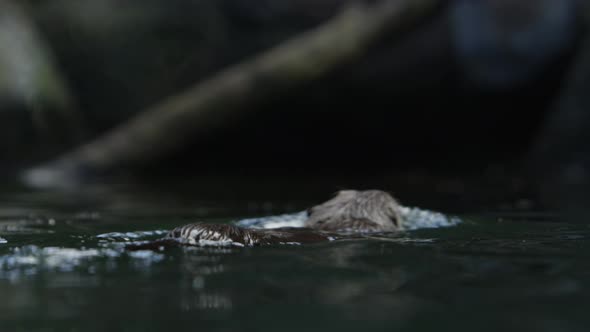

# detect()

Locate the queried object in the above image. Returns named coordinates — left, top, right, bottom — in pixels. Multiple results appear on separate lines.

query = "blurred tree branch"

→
left=23, top=0, right=441, bottom=188
left=0, top=0, right=84, bottom=142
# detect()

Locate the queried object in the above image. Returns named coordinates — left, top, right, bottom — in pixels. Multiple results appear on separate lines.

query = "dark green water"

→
left=1, top=184, right=589, bottom=332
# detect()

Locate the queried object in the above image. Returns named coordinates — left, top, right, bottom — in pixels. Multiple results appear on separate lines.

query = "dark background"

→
left=0, top=0, right=588, bottom=216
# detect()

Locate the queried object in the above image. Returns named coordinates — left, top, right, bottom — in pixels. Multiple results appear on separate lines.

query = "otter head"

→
left=304, top=190, right=403, bottom=233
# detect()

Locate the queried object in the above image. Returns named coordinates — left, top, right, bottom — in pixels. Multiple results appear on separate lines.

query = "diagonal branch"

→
left=23, top=0, right=441, bottom=188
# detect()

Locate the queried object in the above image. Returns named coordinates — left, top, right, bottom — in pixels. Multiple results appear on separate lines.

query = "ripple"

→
left=96, top=230, right=168, bottom=241
left=0, top=237, right=6, bottom=244
left=0, top=217, right=58, bottom=234
left=235, top=207, right=460, bottom=231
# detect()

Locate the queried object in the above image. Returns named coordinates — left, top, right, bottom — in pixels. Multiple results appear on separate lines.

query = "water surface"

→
left=0, top=184, right=588, bottom=332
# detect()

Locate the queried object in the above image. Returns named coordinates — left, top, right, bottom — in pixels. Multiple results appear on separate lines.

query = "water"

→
left=0, top=183, right=589, bottom=332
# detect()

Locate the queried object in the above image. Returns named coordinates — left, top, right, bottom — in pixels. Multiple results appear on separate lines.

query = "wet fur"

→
left=305, top=190, right=402, bottom=232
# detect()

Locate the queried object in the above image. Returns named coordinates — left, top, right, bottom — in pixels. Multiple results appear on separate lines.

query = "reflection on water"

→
left=0, top=245, right=167, bottom=282
left=0, top=185, right=589, bottom=332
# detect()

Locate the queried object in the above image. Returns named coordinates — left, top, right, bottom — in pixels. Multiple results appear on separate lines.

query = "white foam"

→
left=399, top=206, right=461, bottom=230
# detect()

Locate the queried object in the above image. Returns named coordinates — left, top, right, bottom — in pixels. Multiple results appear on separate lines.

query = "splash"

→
left=398, top=206, right=461, bottom=230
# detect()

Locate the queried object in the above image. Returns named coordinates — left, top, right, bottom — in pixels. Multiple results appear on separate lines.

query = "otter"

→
left=304, top=190, right=402, bottom=232
left=127, top=190, right=404, bottom=250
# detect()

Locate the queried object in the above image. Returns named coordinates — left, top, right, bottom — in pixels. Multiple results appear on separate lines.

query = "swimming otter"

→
left=127, top=190, right=402, bottom=249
